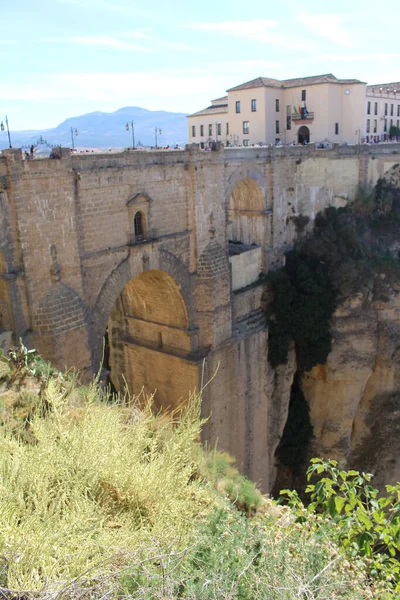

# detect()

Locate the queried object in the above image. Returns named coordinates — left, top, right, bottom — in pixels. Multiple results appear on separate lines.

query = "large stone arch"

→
left=91, top=247, right=195, bottom=365
left=90, top=247, right=199, bottom=409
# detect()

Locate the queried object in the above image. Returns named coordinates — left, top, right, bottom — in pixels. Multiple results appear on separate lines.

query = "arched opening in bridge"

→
left=106, top=269, right=199, bottom=412
left=298, top=126, right=310, bottom=145
left=133, top=211, right=146, bottom=243
left=227, top=177, right=265, bottom=290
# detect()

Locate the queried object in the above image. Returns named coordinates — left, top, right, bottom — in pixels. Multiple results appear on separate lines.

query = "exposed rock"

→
left=301, top=285, right=400, bottom=488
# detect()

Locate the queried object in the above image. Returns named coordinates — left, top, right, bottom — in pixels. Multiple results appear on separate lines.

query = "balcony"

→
left=292, top=111, right=314, bottom=121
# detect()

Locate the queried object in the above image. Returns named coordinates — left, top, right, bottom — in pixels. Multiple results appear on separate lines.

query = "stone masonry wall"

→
left=0, top=143, right=399, bottom=491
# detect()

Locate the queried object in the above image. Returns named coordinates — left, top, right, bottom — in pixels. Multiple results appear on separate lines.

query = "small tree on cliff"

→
left=389, top=124, right=400, bottom=140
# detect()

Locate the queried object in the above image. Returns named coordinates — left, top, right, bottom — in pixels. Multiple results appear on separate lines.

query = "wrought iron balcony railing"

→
left=292, top=111, right=314, bottom=121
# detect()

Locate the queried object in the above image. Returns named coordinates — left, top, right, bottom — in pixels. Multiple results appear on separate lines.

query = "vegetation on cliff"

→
left=267, top=174, right=400, bottom=372
left=0, top=343, right=398, bottom=598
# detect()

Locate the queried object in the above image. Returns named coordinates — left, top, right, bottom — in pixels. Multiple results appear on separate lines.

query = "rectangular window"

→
left=367, top=101, right=371, bottom=115
left=301, top=90, right=306, bottom=101
left=200, top=124, right=204, bottom=137
left=236, top=101, right=241, bottom=113
left=251, top=99, right=256, bottom=112
left=398, top=105, right=400, bottom=117
left=286, top=105, right=291, bottom=130
left=366, top=119, right=370, bottom=133
left=217, top=123, right=221, bottom=136
left=397, top=119, right=400, bottom=128
left=390, top=119, right=393, bottom=129
left=374, top=119, right=377, bottom=133
left=385, top=103, right=388, bottom=116
left=226, top=122, right=229, bottom=135
left=243, top=139, right=249, bottom=147
left=275, top=99, right=280, bottom=112
left=243, top=121, right=249, bottom=134
left=208, top=124, right=212, bottom=136
left=384, top=119, right=387, bottom=132
left=275, top=120, right=280, bottom=134
left=391, top=104, right=394, bottom=116
left=335, top=123, right=339, bottom=135
left=374, top=102, right=378, bottom=115
left=191, top=125, right=196, bottom=137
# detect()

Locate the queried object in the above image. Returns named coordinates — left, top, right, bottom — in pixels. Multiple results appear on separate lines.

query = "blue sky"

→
left=1, top=0, right=399, bottom=130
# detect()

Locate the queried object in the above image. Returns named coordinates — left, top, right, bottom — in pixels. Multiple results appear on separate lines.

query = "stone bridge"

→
left=0, top=144, right=398, bottom=490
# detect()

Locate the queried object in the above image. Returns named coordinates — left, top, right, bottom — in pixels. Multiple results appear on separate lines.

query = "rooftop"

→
left=227, top=73, right=365, bottom=92
left=188, top=104, right=228, bottom=118
left=367, top=82, right=400, bottom=93
left=211, top=95, right=228, bottom=103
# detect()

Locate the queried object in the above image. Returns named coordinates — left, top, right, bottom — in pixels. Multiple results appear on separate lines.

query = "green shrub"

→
left=267, top=182, right=400, bottom=372
left=281, top=458, right=400, bottom=594
left=267, top=249, right=336, bottom=371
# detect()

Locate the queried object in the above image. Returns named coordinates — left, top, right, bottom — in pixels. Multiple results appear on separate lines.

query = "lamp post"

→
left=126, top=121, right=135, bottom=149
left=1, top=115, right=12, bottom=148
left=155, top=128, right=162, bottom=148
left=70, top=127, right=78, bottom=150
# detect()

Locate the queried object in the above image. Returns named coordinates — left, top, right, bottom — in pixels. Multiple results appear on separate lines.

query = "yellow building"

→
left=188, top=73, right=366, bottom=147
left=365, top=82, right=400, bottom=142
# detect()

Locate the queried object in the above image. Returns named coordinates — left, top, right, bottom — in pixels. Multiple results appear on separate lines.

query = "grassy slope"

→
left=0, top=348, right=396, bottom=599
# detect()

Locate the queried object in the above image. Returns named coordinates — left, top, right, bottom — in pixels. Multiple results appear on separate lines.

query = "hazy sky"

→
left=1, top=0, right=399, bottom=131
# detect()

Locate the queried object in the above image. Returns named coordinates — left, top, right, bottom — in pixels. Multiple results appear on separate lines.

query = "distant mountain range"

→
left=0, top=107, right=189, bottom=150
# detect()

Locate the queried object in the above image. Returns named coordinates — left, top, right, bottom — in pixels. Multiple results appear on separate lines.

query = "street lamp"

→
left=0, top=115, right=12, bottom=148
left=70, top=127, right=78, bottom=150
left=126, top=121, right=135, bottom=149
left=155, top=128, right=162, bottom=148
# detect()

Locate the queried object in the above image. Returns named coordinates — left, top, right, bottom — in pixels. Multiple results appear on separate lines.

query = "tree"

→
left=389, top=124, right=400, bottom=140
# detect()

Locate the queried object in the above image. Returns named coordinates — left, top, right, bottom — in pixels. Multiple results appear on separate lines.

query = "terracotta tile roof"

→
left=188, top=105, right=228, bottom=117
left=226, top=73, right=365, bottom=92
left=227, top=77, right=282, bottom=91
left=211, top=95, right=228, bottom=103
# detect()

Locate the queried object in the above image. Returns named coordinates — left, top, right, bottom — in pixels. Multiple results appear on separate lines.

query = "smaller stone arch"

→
left=226, top=165, right=266, bottom=208
left=227, top=177, right=266, bottom=247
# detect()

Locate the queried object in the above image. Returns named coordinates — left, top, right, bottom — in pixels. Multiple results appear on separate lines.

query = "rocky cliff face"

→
left=302, top=282, right=400, bottom=489
left=271, top=164, right=400, bottom=492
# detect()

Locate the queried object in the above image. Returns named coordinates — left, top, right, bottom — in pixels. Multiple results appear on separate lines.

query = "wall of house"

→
left=365, top=92, right=400, bottom=140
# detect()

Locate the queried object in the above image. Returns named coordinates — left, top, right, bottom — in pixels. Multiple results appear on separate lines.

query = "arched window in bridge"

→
left=134, top=211, right=145, bottom=242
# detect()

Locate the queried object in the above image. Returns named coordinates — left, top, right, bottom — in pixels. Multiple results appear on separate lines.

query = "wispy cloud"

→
left=46, top=30, right=199, bottom=54
left=55, top=0, right=155, bottom=18
left=187, top=19, right=315, bottom=50
left=297, top=15, right=355, bottom=47
left=302, top=52, right=400, bottom=62
left=67, top=35, right=152, bottom=52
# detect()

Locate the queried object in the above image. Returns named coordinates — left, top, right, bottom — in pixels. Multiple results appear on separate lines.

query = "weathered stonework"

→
left=0, top=143, right=398, bottom=491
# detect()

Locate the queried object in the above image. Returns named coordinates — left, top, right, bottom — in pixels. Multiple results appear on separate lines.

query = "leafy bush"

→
left=281, top=458, right=400, bottom=594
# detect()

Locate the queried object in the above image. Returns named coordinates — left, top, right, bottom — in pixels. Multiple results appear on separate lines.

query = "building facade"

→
left=188, top=73, right=367, bottom=147
left=365, top=82, right=400, bottom=143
